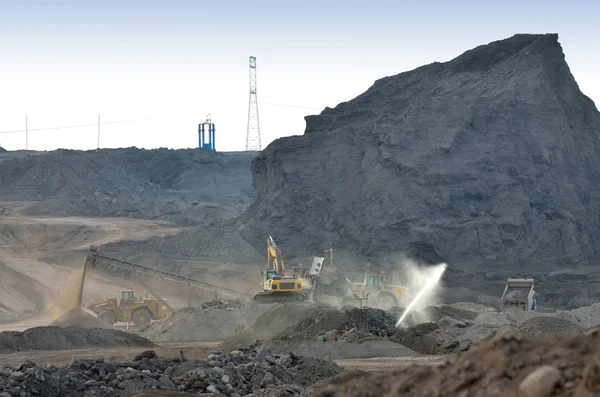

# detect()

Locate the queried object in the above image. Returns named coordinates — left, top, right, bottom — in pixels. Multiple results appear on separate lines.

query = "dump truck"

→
left=87, top=289, right=170, bottom=326
left=501, top=278, right=537, bottom=311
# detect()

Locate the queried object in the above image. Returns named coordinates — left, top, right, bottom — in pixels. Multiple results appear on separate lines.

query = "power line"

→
left=0, top=104, right=322, bottom=136
left=0, top=111, right=199, bottom=135
left=262, top=102, right=321, bottom=110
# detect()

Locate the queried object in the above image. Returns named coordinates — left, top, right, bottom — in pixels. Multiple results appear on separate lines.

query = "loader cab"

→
left=120, top=290, right=135, bottom=307
left=363, top=273, right=384, bottom=290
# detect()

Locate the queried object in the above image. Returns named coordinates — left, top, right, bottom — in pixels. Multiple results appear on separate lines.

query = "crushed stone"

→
left=0, top=347, right=342, bottom=396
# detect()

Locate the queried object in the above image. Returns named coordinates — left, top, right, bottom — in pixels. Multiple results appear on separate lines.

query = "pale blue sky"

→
left=0, top=0, right=598, bottom=151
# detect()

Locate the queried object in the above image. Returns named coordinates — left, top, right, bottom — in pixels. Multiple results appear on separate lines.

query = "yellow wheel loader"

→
left=87, top=289, right=170, bottom=326
left=342, top=271, right=411, bottom=310
left=253, top=236, right=307, bottom=303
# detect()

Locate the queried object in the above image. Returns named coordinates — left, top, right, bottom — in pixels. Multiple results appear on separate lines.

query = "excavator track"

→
left=253, top=291, right=308, bottom=304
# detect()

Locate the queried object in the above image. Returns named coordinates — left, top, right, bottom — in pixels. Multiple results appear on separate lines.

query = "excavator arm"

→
left=267, top=235, right=284, bottom=276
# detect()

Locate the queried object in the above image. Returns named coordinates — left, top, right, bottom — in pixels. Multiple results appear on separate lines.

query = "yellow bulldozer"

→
left=87, top=289, right=170, bottom=326
left=253, top=236, right=307, bottom=303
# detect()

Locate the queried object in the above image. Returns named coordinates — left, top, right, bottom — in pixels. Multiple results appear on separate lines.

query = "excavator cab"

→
left=264, top=269, right=278, bottom=281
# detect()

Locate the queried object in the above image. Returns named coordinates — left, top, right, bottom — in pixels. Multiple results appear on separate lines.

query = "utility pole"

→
left=245, top=56, right=261, bottom=151
left=25, top=115, right=28, bottom=150
left=97, top=115, right=100, bottom=150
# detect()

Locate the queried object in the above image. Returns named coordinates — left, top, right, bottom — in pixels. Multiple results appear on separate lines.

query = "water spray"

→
left=396, top=263, right=447, bottom=327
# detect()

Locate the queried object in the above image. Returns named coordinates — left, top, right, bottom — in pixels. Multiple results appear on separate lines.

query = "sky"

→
left=0, top=0, right=598, bottom=152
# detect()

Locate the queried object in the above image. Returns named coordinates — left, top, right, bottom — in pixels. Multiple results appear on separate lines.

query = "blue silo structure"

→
left=198, top=114, right=215, bottom=151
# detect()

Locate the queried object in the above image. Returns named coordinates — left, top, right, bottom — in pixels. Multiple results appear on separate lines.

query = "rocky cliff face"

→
left=240, top=34, right=600, bottom=270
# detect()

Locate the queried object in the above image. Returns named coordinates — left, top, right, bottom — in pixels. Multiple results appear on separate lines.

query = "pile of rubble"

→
left=282, top=307, right=397, bottom=343
left=0, top=326, right=154, bottom=354
left=201, top=299, right=244, bottom=311
left=252, top=305, right=397, bottom=343
left=0, top=347, right=342, bottom=397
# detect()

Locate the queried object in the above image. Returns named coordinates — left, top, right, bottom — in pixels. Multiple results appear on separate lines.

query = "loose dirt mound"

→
left=139, top=303, right=272, bottom=342
left=240, top=33, right=600, bottom=271
left=222, top=303, right=323, bottom=350
left=223, top=304, right=399, bottom=350
left=555, top=302, right=600, bottom=328
left=51, top=307, right=111, bottom=329
left=311, top=328, right=600, bottom=397
left=389, top=323, right=442, bottom=355
left=393, top=304, right=479, bottom=327
left=0, top=326, right=154, bottom=353
left=507, top=316, right=583, bottom=338
left=221, top=304, right=418, bottom=360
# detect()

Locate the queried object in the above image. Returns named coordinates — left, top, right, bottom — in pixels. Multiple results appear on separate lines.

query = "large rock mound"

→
left=240, top=33, right=600, bottom=270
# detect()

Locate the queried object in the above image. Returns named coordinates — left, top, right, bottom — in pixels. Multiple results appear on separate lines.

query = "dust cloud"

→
left=48, top=264, right=109, bottom=329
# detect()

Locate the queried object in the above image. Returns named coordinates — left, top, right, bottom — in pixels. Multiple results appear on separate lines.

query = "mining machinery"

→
left=253, top=236, right=307, bottom=303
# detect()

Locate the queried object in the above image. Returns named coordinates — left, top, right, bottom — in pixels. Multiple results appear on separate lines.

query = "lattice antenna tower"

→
left=246, top=56, right=261, bottom=151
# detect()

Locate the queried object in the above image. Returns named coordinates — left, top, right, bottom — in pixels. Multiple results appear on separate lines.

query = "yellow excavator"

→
left=253, top=236, right=307, bottom=303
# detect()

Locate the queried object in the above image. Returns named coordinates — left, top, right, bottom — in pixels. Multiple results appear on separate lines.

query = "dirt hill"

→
left=0, top=146, right=6, bottom=153
left=0, top=148, right=256, bottom=223
left=310, top=328, right=600, bottom=397
left=239, top=33, right=600, bottom=270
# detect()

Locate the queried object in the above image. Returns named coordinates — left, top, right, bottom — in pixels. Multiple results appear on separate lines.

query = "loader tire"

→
left=341, top=297, right=358, bottom=307
left=375, top=292, right=399, bottom=311
left=132, top=308, right=152, bottom=327
left=98, top=311, right=116, bottom=325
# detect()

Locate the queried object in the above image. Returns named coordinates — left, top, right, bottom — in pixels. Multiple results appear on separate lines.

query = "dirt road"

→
left=0, top=341, right=221, bottom=367
left=334, top=355, right=447, bottom=372
left=0, top=339, right=442, bottom=372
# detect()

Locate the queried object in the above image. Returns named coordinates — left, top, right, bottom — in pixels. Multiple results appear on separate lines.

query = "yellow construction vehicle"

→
left=87, top=289, right=170, bottom=326
left=344, top=271, right=411, bottom=310
left=253, top=236, right=307, bottom=303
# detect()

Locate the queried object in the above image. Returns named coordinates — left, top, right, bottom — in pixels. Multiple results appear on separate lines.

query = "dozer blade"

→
left=253, top=291, right=307, bottom=304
